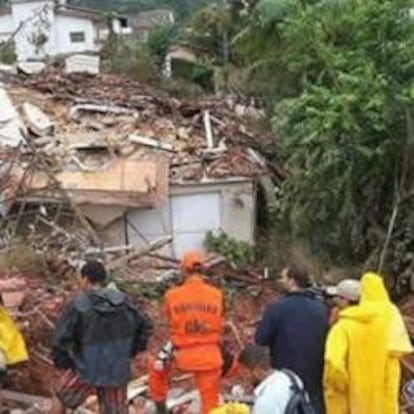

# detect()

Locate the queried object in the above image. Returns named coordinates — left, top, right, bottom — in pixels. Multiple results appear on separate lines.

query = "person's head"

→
left=329, top=279, right=361, bottom=309
left=280, top=265, right=310, bottom=293
left=180, top=250, right=205, bottom=277
left=238, top=345, right=271, bottom=388
left=80, top=260, right=107, bottom=289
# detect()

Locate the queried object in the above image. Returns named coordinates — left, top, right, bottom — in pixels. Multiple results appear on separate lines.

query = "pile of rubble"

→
left=0, top=60, right=284, bottom=264
left=17, top=65, right=283, bottom=184
left=0, top=62, right=281, bottom=410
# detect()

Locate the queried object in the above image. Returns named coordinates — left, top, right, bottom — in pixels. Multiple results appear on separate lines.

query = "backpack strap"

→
left=282, top=369, right=303, bottom=392
left=281, top=370, right=315, bottom=414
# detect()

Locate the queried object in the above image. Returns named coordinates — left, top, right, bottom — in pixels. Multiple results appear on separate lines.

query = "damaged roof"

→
left=0, top=63, right=281, bottom=214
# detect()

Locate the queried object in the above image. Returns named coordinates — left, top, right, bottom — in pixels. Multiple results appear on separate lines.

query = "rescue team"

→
left=0, top=252, right=412, bottom=414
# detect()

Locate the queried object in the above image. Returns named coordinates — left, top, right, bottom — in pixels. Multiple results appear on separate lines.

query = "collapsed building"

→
left=0, top=63, right=282, bottom=411
left=0, top=64, right=284, bottom=264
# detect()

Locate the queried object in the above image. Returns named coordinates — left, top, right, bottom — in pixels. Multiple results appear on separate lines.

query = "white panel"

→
left=126, top=203, right=172, bottom=255
left=171, top=193, right=220, bottom=232
left=171, top=192, right=221, bottom=256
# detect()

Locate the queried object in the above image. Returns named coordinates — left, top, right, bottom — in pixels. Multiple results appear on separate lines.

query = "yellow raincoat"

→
left=324, top=272, right=413, bottom=414
left=0, top=306, right=28, bottom=366
left=209, top=403, right=250, bottom=414
left=324, top=273, right=390, bottom=414
left=365, top=273, right=413, bottom=414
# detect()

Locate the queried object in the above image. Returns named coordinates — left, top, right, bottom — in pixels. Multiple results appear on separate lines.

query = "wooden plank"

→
left=2, top=391, right=52, bottom=411
left=129, top=134, right=176, bottom=153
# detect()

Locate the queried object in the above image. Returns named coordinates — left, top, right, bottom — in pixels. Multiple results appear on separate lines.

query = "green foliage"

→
left=147, top=22, right=177, bottom=66
left=264, top=0, right=414, bottom=269
left=101, top=35, right=158, bottom=82
left=0, top=41, right=17, bottom=64
left=205, top=231, right=255, bottom=267
left=180, top=3, right=245, bottom=64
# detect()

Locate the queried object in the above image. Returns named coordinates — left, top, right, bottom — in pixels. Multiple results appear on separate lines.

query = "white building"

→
left=0, top=0, right=130, bottom=61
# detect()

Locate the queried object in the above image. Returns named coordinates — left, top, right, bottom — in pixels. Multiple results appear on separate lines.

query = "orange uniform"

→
left=149, top=268, right=224, bottom=414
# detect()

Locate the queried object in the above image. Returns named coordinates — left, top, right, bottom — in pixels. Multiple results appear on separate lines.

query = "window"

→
left=70, top=31, right=85, bottom=43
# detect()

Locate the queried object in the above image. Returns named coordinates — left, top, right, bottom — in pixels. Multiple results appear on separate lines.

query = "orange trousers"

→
left=149, top=358, right=221, bottom=414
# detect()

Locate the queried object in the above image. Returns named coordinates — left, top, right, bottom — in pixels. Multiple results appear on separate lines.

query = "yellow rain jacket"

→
left=324, top=273, right=390, bottom=414
left=209, top=403, right=250, bottom=414
left=0, top=306, right=28, bottom=366
left=364, top=273, right=413, bottom=414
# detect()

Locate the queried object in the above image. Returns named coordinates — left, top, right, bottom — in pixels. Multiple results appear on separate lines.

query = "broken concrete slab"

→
left=17, top=62, right=46, bottom=76
left=0, top=64, right=15, bottom=74
left=65, top=54, right=100, bottom=75
left=0, top=84, right=26, bottom=147
left=70, top=104, right=138, bottom=121
left=22, top=102, right=54, bottom=136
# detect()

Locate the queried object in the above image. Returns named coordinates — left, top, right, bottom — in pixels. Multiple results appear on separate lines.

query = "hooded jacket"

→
left=324, top=273, right=412, bottom=414
left=362, top=273, right=412, bottom=414
left=0, top=306, right=28, bottom=366
left=165, top=274, right=224, bottom=371
left=52, top=287, right=153, bottom=387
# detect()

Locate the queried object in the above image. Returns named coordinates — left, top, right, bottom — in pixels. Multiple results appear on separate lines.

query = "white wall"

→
left=0, top=15, right=14, bottom=42
left=5, top=1, right=99, bottom=60
left=53, top=15, right=98, bottom=55
left=11, top=1, right=54, bottom=60
left=125, top=179, right=256, bottom=258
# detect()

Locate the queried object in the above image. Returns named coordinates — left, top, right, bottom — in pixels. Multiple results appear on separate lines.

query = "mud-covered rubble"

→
left=16, top=65, right=283, bottom=183
left=0, top=64, right=297, bottom=411
left=0, top=64, right=282, bottom=284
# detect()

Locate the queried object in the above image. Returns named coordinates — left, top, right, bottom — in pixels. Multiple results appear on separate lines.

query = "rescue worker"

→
left=363, top=273, right=412, bottom=414
left=0, top=296, right=28, bottom=411
left=51, top=260, right=153, bottom=414
left=149, top=250, right=224, bottom=414
left=325, top=279, right=361, bottom=325
left=324, top=272, right=411, bottom=414
left=255, top=265, right=328, bottom=413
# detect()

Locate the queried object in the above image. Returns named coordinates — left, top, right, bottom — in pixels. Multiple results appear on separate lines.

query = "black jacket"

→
left=255, top=290, right=328, bottom=414
left=52, top=287, right=153, bottom=387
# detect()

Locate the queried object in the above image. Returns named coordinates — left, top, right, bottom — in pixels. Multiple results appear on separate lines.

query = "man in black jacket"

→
left=255, top=265, right=328, bottom=414
left=51, top=260, right=153, bottom=414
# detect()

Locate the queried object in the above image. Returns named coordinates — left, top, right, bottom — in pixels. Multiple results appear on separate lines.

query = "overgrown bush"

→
left=101, top=34, right=158, bottom=82
left=0, top=40, right=17, bottom=64
left=147, top=22, right=177, bottom=67
left=205, top=231, right=255, bottom=268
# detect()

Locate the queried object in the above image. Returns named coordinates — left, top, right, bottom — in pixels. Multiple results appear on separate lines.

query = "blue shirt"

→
left=255, top=291, right=328, bottom=413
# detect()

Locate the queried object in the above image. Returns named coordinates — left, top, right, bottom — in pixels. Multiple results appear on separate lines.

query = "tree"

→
left=259, top=0, right=414, bottom=274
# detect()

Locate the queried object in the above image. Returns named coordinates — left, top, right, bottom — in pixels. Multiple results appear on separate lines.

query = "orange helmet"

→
left=180, top=250, right=205, bottom=271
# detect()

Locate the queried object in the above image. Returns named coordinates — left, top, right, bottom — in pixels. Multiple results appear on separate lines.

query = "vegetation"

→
left=0, top=40, right=17, bottom=64
left=99, top=0, right=414, bottom=282
left=205, top=231, right=255, bottom=268
left=101, top=34, right=158, bottom=82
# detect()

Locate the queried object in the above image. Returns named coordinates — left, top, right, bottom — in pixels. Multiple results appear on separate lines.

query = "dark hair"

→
left=287, top=265, right=310, bottom=288
left=238, top=344, right=270, bottom=370
left=81, top=260, right=107, bottom=285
